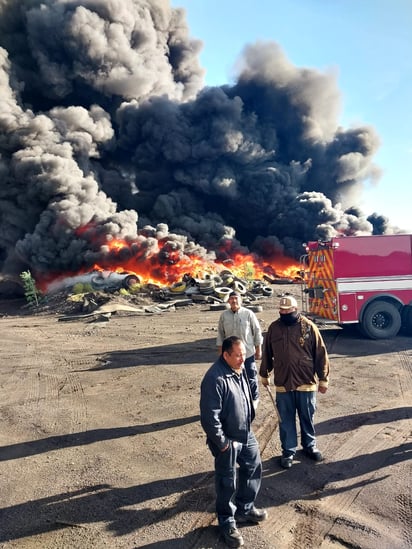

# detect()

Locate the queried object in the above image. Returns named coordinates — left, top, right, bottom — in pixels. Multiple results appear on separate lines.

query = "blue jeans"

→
left=244, top=355, right=259, bottom=401
left=276, top=391, right=317, bottom=456
left=208, top=431, right=262, bottom=529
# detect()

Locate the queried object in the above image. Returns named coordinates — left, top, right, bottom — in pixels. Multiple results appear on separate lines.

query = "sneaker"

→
left=280, top=455, right=293, bottom=468
left=304, top=447, right=323, bottom=462
left=221, top=526, right=244, bottom=547
left=235, top=506, right=268, bottom=524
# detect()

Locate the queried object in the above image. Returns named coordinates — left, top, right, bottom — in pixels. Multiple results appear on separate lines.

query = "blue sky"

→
left=172, top=0, right=412, bottom=232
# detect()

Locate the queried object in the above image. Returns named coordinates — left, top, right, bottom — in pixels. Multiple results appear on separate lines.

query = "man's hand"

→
left=318, top=385, right=327, bottom=394
left=260, top=376, right=270, bottom=387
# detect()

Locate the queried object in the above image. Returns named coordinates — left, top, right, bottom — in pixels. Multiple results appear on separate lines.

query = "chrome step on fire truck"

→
left=300, top=234, right=412, bottom=339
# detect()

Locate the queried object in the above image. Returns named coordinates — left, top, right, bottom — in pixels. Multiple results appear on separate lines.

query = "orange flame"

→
left=37, top=234, right=301, bottom=291
left=217, top=252, right=299, bottom=281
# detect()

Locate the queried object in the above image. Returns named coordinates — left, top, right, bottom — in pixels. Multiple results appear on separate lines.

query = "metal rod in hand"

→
left=265, top=385, right=281, bottom=423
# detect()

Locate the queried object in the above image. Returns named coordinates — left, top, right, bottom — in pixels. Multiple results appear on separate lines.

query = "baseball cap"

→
left=229, top=291, right=241, bottom=298
left=279, top=296, right=298, bottom=309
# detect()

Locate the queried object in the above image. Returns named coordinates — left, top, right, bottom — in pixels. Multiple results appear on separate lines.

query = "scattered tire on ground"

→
left=209, top=303, right=229, bottom=311
left=247, top=305, right=263, bottom=312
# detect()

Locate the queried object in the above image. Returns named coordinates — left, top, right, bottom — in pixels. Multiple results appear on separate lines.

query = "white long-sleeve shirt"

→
left=216, top=307, right=263, bottom=358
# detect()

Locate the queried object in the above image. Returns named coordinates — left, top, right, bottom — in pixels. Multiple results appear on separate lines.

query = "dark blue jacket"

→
left=200, top=356, right=255, bottom=450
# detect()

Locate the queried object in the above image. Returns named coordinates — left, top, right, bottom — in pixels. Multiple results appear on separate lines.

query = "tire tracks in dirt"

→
left=288, top=421, right=409, bottom=548
left=393, top=348, right=412, bottom=549
left=130, top=335, right=411, bottom=548
left=261, top=337, right=412, bottom=549
left=1, top=305, right=409, bottom=548
left=1, top=325, right=90, bottom=438
left=397, top=347, right=412, bottom=397
left=135, top=394, right=281, bottom=548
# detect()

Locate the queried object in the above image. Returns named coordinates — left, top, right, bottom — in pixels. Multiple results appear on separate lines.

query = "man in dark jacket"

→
left=216, top=291, right=263, bottom=408
left=260, top=296, right=330, bottom=469
left=200, top=336, right=267, bottom=548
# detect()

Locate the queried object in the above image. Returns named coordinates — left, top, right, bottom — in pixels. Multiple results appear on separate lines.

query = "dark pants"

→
left=276, top=391, right=317, bottom=456
left=244, top=355, right=259, bottom=401
left=208, top=431, right=262, bottom=529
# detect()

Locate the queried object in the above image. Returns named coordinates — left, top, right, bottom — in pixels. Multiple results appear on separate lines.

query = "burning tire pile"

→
left=18, top=268, right=297, bottom=320
left=162, top=270, right=276, bottom=311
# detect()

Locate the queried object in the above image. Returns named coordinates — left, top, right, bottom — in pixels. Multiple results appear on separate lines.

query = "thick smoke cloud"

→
left=0, top=0, right=395, bottom=281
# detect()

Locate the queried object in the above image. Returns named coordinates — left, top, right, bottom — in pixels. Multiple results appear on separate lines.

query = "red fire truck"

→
left=300, top=234, right=412, bottom=339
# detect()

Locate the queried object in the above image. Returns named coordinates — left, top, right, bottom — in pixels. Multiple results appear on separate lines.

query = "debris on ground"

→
left=9, top=269, right=300, bottom=321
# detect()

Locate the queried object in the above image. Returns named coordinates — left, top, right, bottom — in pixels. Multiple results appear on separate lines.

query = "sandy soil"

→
left=0, top=287, right=411, bottom=549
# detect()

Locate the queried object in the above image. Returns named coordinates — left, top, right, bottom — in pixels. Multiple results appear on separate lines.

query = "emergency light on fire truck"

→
left=300, top=234, right=412, bottom=339
left=303, top=241, right=340, bottom=251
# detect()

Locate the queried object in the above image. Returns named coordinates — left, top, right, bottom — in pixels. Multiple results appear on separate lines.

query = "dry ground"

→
left=0, top=287, right=411, bottom=548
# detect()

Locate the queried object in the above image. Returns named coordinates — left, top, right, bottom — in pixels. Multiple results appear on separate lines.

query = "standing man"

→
left=217, top=291, right=263, bottom=409
left=200, top=336, right=267, bottom=548
left=259, top=296, right=330, bottom=469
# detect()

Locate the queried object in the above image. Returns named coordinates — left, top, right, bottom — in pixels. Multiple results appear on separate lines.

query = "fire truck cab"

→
left=300, top=234, right=412, bottom=339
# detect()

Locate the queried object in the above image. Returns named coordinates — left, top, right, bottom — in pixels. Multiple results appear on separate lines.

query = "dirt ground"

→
left=0, top=286, right=411, bottom=549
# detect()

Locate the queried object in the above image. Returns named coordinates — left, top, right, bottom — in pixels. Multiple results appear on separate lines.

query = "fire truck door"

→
left=338, top=293, right=359, bottom=323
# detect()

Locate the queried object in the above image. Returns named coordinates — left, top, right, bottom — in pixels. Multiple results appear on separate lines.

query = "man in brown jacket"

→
left=259, top=296, right=330, bottom=468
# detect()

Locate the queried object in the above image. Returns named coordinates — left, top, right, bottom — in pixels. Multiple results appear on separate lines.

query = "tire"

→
left=169, top=282, right=187, bottom=294
left=214, top=286, right=232, bottom=300
left=361, top=301, right=402, bottom=339
left=122, top=275, right=140, bottom=289
left=262, top=286, right=273, bottom=297
left=401, top=306, right=412, bottom=335
left=233, top=280, right=247, bottom=294
left=90, top=273, right=105, bottom=288
left=247, top=305, right=263, bottom=313
left=209, top=303, right=229, bottom=311
left=191, top=294, right=209, bottom=303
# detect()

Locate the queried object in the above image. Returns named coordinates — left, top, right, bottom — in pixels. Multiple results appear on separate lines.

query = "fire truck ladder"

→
left=299, top=253, right=310, bottom=315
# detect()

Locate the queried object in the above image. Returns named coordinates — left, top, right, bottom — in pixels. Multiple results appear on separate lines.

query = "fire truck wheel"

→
left=361, top=301, right=402, bottom=339
left=401, top=306, right=412, bottom=335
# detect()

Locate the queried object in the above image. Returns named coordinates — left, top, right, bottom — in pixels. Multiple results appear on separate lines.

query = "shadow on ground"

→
left=86, top=337, right=217, bottom=370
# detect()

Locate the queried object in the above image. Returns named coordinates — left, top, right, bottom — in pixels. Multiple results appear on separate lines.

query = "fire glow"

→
left=38, top=235, right=300, bottom=292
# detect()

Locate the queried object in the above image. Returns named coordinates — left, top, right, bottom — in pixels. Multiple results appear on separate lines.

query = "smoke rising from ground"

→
left=0, top=0, right=396, bottom=280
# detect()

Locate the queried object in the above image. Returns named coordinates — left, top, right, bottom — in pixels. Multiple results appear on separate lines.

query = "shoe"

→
left=235, top=506, right=268, bottom=524
left=280, top=455, right=293, bottom=468
left=221, top=526, right=244, bottom=547
left=304, top=447, right=323, bottom=462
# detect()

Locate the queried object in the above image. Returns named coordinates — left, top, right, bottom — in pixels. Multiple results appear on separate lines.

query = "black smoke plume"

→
left=0, top=0, right=396, bottom=283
